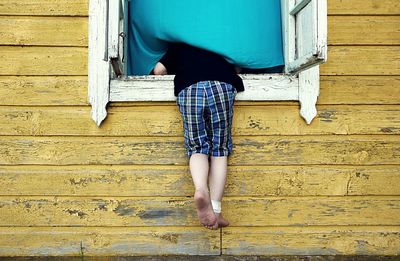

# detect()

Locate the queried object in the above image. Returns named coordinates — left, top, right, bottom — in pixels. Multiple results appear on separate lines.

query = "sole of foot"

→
left=194, top=189, right=218, bottom=230
left=215, top=213, right=230, bottom=228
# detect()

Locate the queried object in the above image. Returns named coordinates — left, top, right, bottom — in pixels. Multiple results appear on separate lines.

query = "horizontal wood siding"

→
left=1, top=105, right=400, bottom=135
left=0, top=0, right=399, bottom=257
left=2, top=165, right=400, bottom=196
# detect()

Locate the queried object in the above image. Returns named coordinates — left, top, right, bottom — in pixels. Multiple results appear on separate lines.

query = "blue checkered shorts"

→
left=176, top=80, right=237, bottom=158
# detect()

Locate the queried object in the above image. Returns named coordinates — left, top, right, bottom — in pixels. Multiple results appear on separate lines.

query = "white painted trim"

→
left=108, top=0, right=120, bottom=60
left=283, top=0, right=328, bottom=74
left=88, top=0, right=110, bottom=127
left=290, top=0, right=312, bottom=15
left=281, top=0, right=296, bottom=74
left=317, top=0, right=328, bottom=62
left=299, top=66, right=320, bottom=124
left=109, top=75, right=299, bottom=102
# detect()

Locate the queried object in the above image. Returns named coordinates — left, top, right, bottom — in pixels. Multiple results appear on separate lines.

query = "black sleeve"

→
left=158, top=43, right=179, bottom=74
left=239, top=65, right=284, bottom=74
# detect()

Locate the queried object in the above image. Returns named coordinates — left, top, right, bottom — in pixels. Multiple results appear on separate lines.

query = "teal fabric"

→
left=127, top=0, right=284, bottom=76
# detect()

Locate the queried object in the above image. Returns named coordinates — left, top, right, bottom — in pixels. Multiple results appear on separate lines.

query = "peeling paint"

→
left=69, top=177, right=90, bottom=187
left=167, top=199, right=190, bottom=207
left=113, top=203, right=136, bottom=216
left=137, top=209, right=176, bottom=219
left=288, top=209, right=300, bottom=218
left=318, top=109, right=337, bottom=123
left=247, top=116, right=270, bottom=131
left=355, top=239, right=370, bottom=255
left=64, top=209, right=88, bottom=218
left=355, top=172, right=370, bottom=179
left=92, top=199, right=108, bottom=211
left=234, top=240, right=343, bottom=255
left=157, top=233, right=180, bottom=244
left=380, top=127, right=399, bottom=133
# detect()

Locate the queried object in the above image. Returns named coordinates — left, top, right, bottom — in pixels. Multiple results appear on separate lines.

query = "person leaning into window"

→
left=152, top=42, right=244, bottom=230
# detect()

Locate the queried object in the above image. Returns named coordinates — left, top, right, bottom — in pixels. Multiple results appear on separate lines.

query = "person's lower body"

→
left=176, top=80, right=236, bottom=229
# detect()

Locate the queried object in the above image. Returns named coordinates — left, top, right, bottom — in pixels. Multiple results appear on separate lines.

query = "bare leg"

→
left=208, top=155, right=230, bottom=227
left=189, top=153, right=218, bottom=230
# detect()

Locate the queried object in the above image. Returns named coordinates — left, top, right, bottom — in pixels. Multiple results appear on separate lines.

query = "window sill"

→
left=109, top=73, right=299, bottom=102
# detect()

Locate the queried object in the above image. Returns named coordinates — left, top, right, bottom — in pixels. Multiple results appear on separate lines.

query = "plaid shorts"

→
left=176, top=80, right=237, bottom=158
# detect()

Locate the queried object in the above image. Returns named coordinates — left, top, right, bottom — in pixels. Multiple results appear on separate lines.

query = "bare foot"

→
left=194, top=189, right=218, bottom=230
left=215, top=212, right=229, bottom=228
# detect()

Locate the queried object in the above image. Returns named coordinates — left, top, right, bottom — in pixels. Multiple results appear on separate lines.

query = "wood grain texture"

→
left=1, top=16, right=398, bottom=47
left=0, top=196, right=398, bottom=226
left=319, top=76, right=400, bottom=105
left=0, top=46, right=87, bottom=76
left=328, top=0, right=400, bottom=15
left=0, top=16, right=88, bottom=46
left=0, top=227, right=220, bottom=256
left=1, top=76, right=399, bottom=106
left=328, top=16, right=400, bottom=45
left=0, top=105, right=399, bottom=136
left=110, top=75, right=299, bottom=102
left=0, top=0, right=88, bottom=16
left=1, top=227, right=397, bottom=256
left=0, top=76, right=89, bottom=105
left=1, top=165, right=399, bottom=197
left=320, top=46, right=400, bottom=76
left=0, top=135, right=399, bottom=166
left=222, top=226, right=400, bottom=255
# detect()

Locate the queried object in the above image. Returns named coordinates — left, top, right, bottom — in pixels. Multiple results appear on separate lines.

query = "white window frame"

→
left=88, top=0, right=327, bottom=126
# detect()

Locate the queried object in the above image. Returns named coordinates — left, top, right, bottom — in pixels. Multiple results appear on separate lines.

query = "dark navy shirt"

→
left=154, top=43, right=245, bottom=97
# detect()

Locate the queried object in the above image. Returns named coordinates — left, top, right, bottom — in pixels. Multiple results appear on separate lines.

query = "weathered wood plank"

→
left=1, top=227, right=397, bottom=257
left=222, top=226, right=400, bottom=255
left=1, top=16, right=398, bottom=47
left=0, top=256, right=396, bottom=261
left=110, top=75, right=299, bottom=102
left=0, top=105, right=399, bottom=136
left=319, top=76, right=400, bottom=105
left=328, top=0, right=400, bottom=15
left=0, top=16, right=88, bottom=46
left=1, top=165, right=399, bottom=197
left=0, top=196, right=399, bottom=226
left=1, top=46, right=399, bottom=76
left=320, top=46, right=400, bottom=76
left=0, top=76, right=89, bottom=106
left=0, top=256, right=397, bottom=261
left=1, top=76, right=398, bottom=106
left=1, top=0, right=398, bottom=16
left=0, top=135, right=399, bottom=165
left=0, top=46, right=87, bottom=76
left=0, top=0, right=88, bottom=16
left=223, top=197, right=400, bottom=226
left=328, top=16, right=400, bottom=45
left=0, top=227, right=219, bottom=256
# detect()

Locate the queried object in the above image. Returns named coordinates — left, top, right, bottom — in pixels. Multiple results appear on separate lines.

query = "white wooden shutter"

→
left=281, top=0, right=327, bottom=74
left=88, top=0, right=128, bottom=126
left=88, top=0, right=110, bottom=126
left=108, top=0, right=128, bottom=77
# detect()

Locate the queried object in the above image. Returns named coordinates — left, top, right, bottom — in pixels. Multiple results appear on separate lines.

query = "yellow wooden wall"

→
left=0, top=0, right=399, bottom=257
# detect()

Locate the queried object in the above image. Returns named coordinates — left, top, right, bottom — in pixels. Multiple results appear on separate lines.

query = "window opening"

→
left=87, top=0, right=327, bottom=126
left=126, top=0, right=285, bottom=77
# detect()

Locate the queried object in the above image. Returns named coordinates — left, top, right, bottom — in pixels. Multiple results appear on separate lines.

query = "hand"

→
left=234, top=66, right=242, bottom=74
left=153, top=62, right=168, bottom=75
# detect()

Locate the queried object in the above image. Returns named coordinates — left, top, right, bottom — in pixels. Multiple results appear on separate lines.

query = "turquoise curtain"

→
left=127, top=0, right=284, bottom=76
